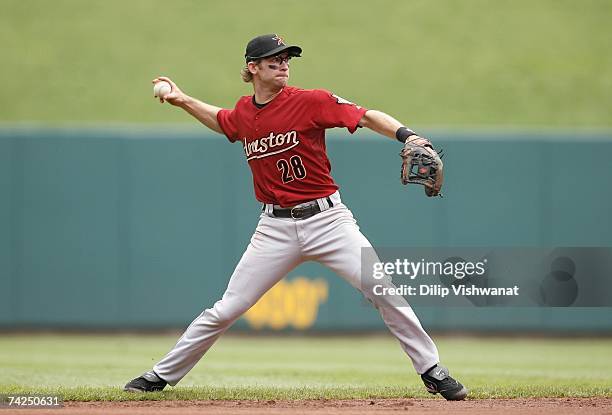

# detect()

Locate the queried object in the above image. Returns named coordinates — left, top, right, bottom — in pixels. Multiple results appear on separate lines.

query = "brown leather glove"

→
left=399, top=136, right=444, bottom=197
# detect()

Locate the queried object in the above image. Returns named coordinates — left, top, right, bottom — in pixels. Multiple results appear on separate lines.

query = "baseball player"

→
left=124, top=34, right=466, bottom=401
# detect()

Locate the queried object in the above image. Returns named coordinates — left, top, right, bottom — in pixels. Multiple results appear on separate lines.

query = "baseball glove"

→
left=400, top=136, right=444, bottom=197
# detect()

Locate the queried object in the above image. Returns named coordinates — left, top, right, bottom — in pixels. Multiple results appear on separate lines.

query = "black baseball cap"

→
left=245, top=34, right=302, bottom=62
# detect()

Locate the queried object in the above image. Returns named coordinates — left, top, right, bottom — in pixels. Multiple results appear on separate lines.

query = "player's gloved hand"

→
left=405, top=135, right=432, bottom=148
left=400, top=136, right=444, bottom=197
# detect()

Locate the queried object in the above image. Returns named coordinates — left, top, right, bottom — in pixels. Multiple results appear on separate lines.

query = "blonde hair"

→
left=241, top=60, right=262, bottom=83
left=241, top=65, right=253, bottom=83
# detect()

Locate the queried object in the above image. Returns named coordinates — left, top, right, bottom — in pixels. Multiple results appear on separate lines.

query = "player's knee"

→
left=203, top=297, right=251, bottom=326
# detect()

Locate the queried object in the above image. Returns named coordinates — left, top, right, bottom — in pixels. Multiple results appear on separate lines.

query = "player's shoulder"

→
left=236, top=95, right=252, bottom=105
left=284, top=86, right=333, bottom=101
left=231, top=95, right=253, bottom=111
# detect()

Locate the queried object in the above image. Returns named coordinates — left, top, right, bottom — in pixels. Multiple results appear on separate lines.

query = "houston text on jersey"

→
left=243, top=130, right=299, bottom=161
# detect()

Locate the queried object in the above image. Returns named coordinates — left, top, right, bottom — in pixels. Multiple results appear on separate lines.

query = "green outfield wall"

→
left=1, top=127, right=611, bottom=332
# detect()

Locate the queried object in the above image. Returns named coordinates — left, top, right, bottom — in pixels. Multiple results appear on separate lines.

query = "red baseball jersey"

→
left=217, top=86, right=368, bottom=207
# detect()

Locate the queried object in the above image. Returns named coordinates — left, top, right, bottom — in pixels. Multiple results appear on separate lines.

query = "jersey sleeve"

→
left=217, top=108, right=240, bottom=142
left=310, top=89, right=368, bottom=134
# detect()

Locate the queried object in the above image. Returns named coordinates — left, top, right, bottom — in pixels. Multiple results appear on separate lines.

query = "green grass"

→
left=1, top=0, right=611, bottom=127
left=0, top=334, right=610, bottom=400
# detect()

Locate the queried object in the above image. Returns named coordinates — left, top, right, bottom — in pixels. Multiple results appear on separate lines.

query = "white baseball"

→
left=153, top=81, right=172, bottom=99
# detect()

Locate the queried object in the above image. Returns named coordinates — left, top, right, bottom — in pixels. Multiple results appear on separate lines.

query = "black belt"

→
left=272, top=197, right=334, bottom=220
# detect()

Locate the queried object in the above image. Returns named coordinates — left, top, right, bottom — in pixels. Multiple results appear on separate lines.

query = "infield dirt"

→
left=11, top=398, right=612, bottom=415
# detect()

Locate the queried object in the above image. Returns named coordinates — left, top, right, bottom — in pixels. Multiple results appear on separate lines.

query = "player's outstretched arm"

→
left=359, top=110, right=429, bottom=145
left=152, top=76, right=224, bottom=135
left=358, top=110, right=403, bottom=140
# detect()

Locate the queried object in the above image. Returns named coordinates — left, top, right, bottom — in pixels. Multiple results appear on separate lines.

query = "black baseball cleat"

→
left=421, top=364, right=468, bottom=401
left=123, top=371, right=167, bottom=393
